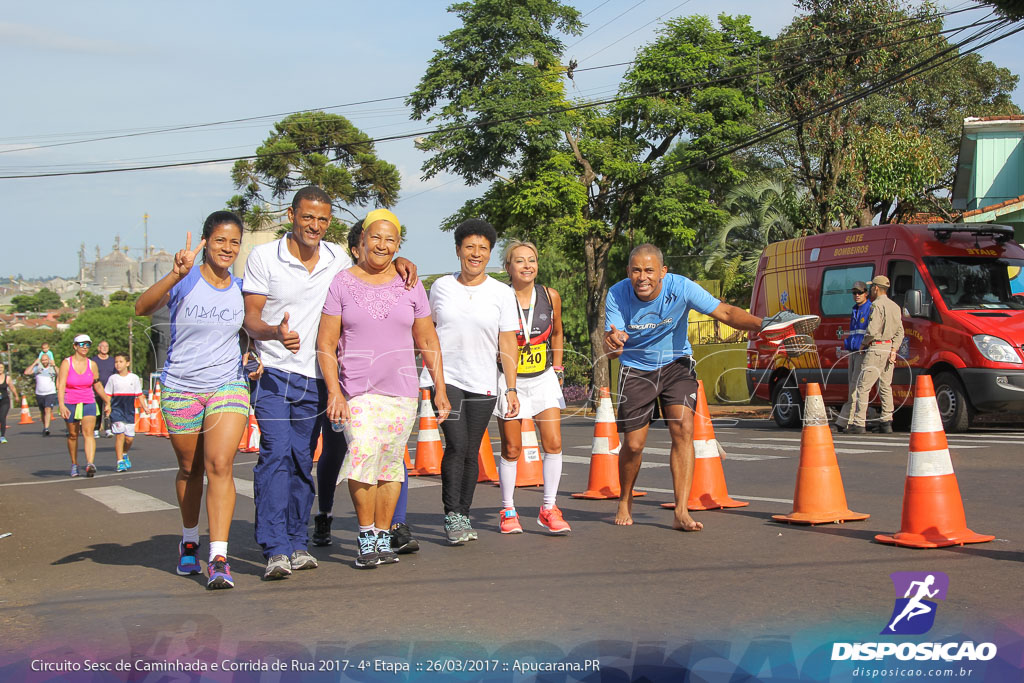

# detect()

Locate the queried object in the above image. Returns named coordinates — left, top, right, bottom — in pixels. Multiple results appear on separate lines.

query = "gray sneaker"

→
left=375, top=531, right=399, bottom=565
left=263, top=554, right=292, bottom=580
left=444, top=511, right=466, bottom=545
left=289, top=549, right=318, bottom=570
left=355, top=531, right=380, bottom=568
left=460, top=513, right=478, bottom=541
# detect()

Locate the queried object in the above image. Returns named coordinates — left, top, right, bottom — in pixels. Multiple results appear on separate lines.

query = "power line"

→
left=0, top=13, right=1009, bottom=179
left=0, top=5, right=983, bottom=156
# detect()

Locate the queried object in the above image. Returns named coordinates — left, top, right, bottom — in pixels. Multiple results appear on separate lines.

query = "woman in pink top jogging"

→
left=56, top=333, right=111, bottom=477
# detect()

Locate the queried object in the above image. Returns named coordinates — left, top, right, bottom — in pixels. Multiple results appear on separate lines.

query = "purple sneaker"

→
left=176, top=541, right=202, bottom=576
left=206, top=555, right=234, bottom=590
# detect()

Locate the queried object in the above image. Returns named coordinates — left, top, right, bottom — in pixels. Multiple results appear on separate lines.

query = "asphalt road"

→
left=0, top=412, right=1021, bottom=681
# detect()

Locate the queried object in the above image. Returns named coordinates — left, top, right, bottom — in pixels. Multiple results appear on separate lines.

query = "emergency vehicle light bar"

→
left=927, top=223, right=1014, bottom=245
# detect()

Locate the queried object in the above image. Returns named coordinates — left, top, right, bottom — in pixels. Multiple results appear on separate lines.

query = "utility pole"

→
left=128, top=317, right=134, bottom=368
left=143, top=213, right=149, bottom=257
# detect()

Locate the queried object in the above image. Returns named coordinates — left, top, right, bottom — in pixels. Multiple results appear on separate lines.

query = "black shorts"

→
left=36, top=393, right=58, bottom=409
left=616, top=356, right=699, bottom=433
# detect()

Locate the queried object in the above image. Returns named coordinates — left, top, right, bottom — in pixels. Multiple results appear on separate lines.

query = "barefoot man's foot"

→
left=615, top=497, right=634, bottom=525
left=673, top=513, right=704, bottom=532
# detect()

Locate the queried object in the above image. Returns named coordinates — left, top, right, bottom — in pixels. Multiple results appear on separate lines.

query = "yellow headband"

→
left=363, top=208, right=401, bottom=232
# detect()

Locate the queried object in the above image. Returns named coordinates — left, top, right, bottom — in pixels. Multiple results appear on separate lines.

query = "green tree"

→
left=229, top=111, right=401, bottom=232
left=704, top=176, right=805, bottom=304
left=73, top=291, right=105, bottom=310
left=57, top=305, right=153, bottom=376
left=10, top=288, right=63, bottom=312
left=764, top=0, right=1020, bottom=230
left=409, top=2, right=766, bottom=387
left=108, top=290, right=141, bottom=304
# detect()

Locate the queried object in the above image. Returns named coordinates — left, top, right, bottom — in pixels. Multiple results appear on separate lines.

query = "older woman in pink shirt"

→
left=317, top=209, right=449, bottom=569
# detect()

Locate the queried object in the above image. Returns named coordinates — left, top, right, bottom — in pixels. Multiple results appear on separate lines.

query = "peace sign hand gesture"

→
left=172, top=231, right=206, bottom=279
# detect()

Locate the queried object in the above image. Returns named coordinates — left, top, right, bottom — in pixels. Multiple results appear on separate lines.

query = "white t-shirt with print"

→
left=420, top=273, right=519, bottom=396
left=243, top=236, right=352, bottom=379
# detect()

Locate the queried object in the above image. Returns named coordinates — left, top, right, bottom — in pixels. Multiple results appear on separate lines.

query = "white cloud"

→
left=0, top=22, right=132, bottom=56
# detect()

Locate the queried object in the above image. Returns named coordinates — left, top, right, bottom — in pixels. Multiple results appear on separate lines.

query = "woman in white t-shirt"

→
left=424, top=218, right=520, bottom=545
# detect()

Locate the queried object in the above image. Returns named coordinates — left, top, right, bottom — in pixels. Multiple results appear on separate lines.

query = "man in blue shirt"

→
left=604, top=244, right=764, bottom=532
left=833, top=281, right=872, bottom=433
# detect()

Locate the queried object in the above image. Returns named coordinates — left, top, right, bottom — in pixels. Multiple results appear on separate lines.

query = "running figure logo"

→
left=882, top=571, right=949, bottom=635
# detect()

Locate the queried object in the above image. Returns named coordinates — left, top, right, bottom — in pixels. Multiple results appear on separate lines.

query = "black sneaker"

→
left=872, top=422, right=894, bottom=434
left=312, top=513, right=332, bottom=546
left=389, top=522, right=420, bottom=554
left=354, top=531, right=379, bottom=569
left=375, top=530, right=399, bottom=565
left=831, top=424, right=846, bottom=434
left=43, top=428, right=50, bottom=436
left=846, top=425, right=866, bottom=434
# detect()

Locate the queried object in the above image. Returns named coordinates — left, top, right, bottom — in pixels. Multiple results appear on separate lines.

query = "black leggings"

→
left=0, top=396, right=9, bottom=437
left=435, top=385, right=496, bottom=515
left=315, top=423, right=348, bottom=514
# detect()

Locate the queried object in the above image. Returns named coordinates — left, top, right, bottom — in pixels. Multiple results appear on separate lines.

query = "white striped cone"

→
left=875, top=375, right=993, bottom=548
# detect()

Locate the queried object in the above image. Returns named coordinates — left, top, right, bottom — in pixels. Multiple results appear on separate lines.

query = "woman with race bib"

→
left=494, top=241, right=570, bottom=535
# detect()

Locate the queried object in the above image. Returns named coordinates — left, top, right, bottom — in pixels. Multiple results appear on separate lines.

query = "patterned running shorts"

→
left=161, top=379, right=250, bottom=435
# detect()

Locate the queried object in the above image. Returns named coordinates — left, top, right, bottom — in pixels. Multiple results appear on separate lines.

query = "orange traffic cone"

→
left=593, top=386, right=620, bottom=454
left=875, top=375, right=993, bottom=548
left=238, top=407, right=260, bottom=453
left=662, top=380, right=747, bottom=511
left=410, top=388, right=442, bottom=475
left=513, top=418, right=544, bottom=487
left=772, top=383, right=868, bottom=524
left=573, top=387, right=645, bottom=499
left=478, top=428, right=498, bottom=483
left=132, top=401, right=140, bottom=430
left=150, top=386, right=169, bottom=438
left=18, top=396, right=34, bottom=424
left=313, top=433, right=323, bottom=462
left=135, top=395, right=151, bottom=434
left=404, top=444, right=413, bottom=469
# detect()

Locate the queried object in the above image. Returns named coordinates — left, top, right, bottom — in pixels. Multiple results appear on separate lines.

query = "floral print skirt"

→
left=338, top=393, right=417, bottom=485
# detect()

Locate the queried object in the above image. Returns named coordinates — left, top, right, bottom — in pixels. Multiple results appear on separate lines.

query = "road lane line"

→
left=78, top=486, right=175, bottom=513
left=233, top=477, right=254, bottom=498
left=634, top=486, right=793, bottom=504
left=0, top=460, right=259, bottom=488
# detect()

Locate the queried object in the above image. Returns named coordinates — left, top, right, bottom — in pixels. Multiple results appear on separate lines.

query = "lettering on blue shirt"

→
left=161, top=267, right=245, bottom=392
left=605, top=273, right=720, bottom=370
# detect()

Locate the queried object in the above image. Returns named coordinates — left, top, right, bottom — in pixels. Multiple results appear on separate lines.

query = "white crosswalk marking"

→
left=563, top=453, right=668, bottom=468
left=570, top=446, right=784, bottom=461
left=634, top=486, right=792, bottom=504
left=78, top=486, right=175, bottom=513
left=233, top=477, right=254, bottom=498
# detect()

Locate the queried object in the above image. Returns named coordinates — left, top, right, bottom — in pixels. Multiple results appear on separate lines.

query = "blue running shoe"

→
left=176, top=541, right=202, bottom=576
left=123, top=454, right=132, bottom=470
left=206, top=555, right=234, bottom=590
left=116, top=459, right=128, bottom=472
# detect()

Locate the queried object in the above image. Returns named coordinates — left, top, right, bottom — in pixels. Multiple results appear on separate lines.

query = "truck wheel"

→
left=932, top=371, right=972, bottom=433
left=771, top=375, right=802, bottom=429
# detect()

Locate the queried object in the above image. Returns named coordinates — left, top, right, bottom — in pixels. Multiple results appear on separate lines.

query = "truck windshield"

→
left=923, top=256, right=1024, bottom=310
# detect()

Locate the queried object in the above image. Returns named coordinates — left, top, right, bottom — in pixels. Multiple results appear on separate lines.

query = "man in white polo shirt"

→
left=243, top=185, right=417, bottom=580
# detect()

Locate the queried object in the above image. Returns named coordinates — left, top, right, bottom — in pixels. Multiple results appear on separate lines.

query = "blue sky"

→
left=1, top=1, right=1021, bottom=279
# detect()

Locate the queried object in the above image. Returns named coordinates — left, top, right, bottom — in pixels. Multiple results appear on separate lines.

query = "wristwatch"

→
left=505, top=387, right=518, bottom=395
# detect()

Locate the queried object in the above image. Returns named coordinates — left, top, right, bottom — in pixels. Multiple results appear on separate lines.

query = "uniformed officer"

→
left=847, top=275, right=904, bottom=434
left=833, top=281, right=872, bottom=433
